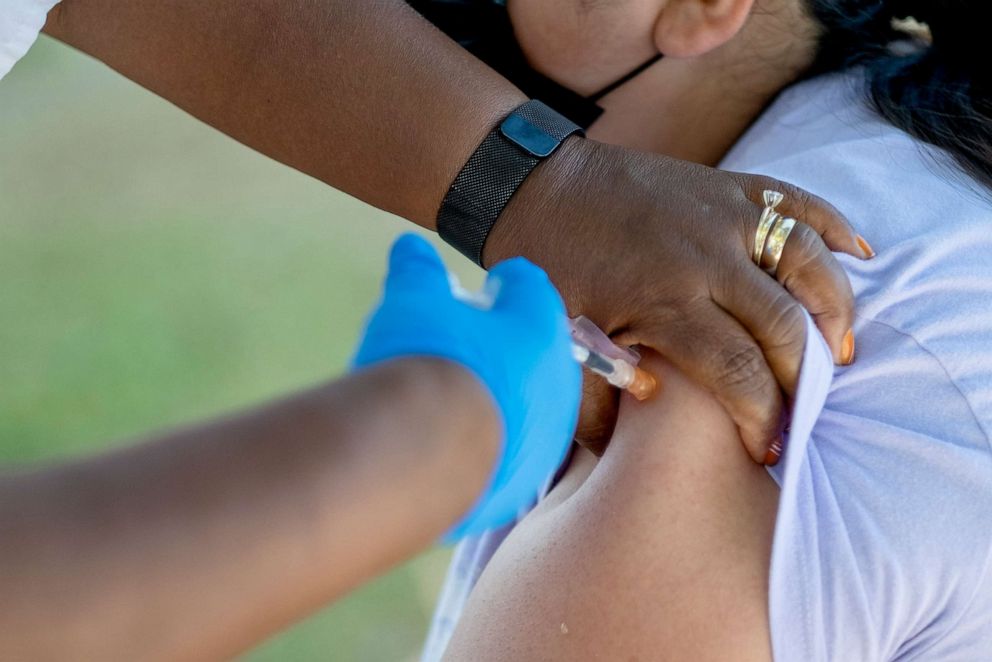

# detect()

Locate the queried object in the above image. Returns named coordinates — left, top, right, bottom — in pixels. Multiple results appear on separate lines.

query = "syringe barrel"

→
left=572, top=340, right=658, bottom=400
left=603, top=356, right=658, bottom=400
left=605, top=357, right=635, bottom=389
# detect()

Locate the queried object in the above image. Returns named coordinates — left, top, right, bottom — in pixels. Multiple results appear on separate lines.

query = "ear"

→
left=652, top=0, right=755, bottom=58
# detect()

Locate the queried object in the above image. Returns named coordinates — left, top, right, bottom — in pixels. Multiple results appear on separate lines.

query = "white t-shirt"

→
left=0, top=0, right=60, bottom=81
left=729, top=72, right=992, bottom=661
left=425, top=72, right=992, bottom=661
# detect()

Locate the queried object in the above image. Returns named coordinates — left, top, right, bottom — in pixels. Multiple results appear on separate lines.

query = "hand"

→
left=353, top=234, right=581, bottom=539
left=485, top=138, right=867, bottom=463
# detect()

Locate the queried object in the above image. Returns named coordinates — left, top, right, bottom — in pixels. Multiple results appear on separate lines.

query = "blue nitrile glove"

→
left=353, top=234, right=581, bottom=541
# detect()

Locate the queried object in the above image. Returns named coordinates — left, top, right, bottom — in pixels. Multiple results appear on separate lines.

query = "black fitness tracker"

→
left=437, top=100, right=584, bottom=266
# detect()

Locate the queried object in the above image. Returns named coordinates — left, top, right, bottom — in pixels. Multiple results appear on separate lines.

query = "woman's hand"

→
left=485, top=138, right=866, bottom=462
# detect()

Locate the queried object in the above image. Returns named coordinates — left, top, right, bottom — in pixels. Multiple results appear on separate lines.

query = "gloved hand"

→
left=353, top=234, right=581, bottom=541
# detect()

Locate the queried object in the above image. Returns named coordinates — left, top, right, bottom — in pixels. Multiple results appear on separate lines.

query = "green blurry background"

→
left=0, top=36, right=484, bottom=660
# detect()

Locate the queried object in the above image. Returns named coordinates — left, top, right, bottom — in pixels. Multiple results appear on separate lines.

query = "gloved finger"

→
left=713, top=265, right=807, bottom=398
left=775, top=221, right=856, bottom=365
left=383, top=233, right=452, bottom=297
left=740, top=174, right=869, bottom=259
left=489, top=257, right=567, bottom=332
left=637, top=304, right=786, bottom=465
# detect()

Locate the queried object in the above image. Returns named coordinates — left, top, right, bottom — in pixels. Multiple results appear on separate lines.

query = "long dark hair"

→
left=807, top=0, right=992, bottom=190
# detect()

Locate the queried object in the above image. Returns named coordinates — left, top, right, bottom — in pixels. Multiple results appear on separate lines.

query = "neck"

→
left=584, top=6, right=817, bottom=165
left=587, top=61, right=769, bottom=165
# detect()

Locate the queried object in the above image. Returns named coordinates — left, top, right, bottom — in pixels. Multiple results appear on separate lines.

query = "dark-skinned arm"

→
left=44, top=0, right=523, bottom=228
left=43, top=0, right=865, bottom=460
left=0, top=358, right=498, bottom=661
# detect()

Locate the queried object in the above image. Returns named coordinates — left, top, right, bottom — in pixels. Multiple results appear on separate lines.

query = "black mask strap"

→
left=588, top=53, right=664, bottom=102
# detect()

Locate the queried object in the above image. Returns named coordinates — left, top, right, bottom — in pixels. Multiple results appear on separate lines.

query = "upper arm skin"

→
left=443, top=353, right=779, bottom=661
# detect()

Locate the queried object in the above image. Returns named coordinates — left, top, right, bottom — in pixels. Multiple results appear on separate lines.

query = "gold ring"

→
left=761, top=216, right=797, bottom=277
left=753, top=190, right=784, bottom=264
left=753, top=211, right=780, bottom=265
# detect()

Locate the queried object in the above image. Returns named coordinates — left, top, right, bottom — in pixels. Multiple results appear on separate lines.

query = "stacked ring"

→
left=761, top=216, right=798, bottom=277
left=753, top=190, right=800, bottom=277
left=753, top=190, right=784, bottom=264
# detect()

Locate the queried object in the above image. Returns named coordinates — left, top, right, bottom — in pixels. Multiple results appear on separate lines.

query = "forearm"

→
left=42, top=0, right=527, bottom=226
left=0, top=357, right=498, bottom=660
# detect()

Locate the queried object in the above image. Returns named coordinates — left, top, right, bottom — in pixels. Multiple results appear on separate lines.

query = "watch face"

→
left=499, top=113, right=559, bottom=157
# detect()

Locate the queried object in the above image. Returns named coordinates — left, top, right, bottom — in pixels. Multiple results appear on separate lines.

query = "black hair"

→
left=806, top=0, right=992, bottom=190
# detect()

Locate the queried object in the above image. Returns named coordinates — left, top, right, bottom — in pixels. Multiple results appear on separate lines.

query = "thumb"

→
left=384, top=233, right=451, bottom=296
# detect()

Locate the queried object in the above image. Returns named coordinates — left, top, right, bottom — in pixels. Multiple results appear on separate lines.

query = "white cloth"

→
left=0, top=0, right=60, bottom=81
left=423, top=71, right=992, bottom=661
left=731, top=72, right=992, bottom=661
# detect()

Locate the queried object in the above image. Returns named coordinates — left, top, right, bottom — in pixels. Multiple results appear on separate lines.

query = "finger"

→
left=741, top=174, right=871, bottom=259
left=574, top=370, right=619, bottom=456
left=384, top=233, right=451, bottom=295
left=775, top=222, right=856, bottom=365
left=641, top=304, right=786, bottom=465
left=713, top=267, right=808, bottom=398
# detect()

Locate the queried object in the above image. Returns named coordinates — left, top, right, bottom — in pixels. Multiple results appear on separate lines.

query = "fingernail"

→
left=841, top=329, right=856, bottom=365
left=856, top=234, right=875, bottom=259
left=764, top=438, right=784, bottom=466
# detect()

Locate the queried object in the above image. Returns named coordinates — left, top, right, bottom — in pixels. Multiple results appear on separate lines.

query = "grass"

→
left=0, top=36, right=482, bottom=660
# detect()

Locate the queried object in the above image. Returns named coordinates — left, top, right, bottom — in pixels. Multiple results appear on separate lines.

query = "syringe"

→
left=449, top=276, right=658, bottom=400
left=568, top=316, right=658, bottom=401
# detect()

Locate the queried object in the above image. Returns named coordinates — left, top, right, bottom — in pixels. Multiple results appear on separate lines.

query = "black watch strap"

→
left=437, top=100, right=583, bottom=266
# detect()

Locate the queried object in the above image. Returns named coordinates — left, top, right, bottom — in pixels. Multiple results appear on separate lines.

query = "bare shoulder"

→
left=443, top=353, right=779, bottom=661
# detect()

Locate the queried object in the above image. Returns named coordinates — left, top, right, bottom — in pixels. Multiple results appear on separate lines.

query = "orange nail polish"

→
left=841, top=329, right=856, bottom=365
left=856, top=234, right=875, bottom=259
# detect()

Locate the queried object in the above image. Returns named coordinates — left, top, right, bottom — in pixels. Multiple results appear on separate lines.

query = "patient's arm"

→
left=443, top=353, right=779, bottom=661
